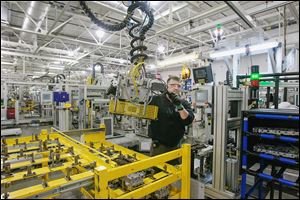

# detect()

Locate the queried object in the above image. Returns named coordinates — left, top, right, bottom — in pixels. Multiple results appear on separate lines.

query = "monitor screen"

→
left=194, top=68, right=207, bottom=79
left=43, top=94, right=51, bottom=101
left=193, top=65, right=214, bottom=83
left=42, top=93, right=52, bottom=103
left=196, top=90, right=208, bottom=103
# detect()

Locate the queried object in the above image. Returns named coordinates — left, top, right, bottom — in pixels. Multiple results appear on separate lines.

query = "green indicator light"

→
left=260, top=81, right=272, bottom=86
left=250, top=73, right=260, bottom=80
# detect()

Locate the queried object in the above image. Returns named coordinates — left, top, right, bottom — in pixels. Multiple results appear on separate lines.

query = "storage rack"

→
left=241, top=109, right=299, bottom=199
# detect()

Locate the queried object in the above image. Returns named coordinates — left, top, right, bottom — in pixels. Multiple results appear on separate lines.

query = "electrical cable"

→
left=80, top=1, right=154, bottom=65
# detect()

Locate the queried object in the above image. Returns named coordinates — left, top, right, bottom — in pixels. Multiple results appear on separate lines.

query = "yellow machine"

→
left=108, top=59, right=161, bottom=121
left=1, top=127, right=191, bottom=199
left=20, top=99, right=35, bottom=113
left=109, top=99, right=158, bottom=120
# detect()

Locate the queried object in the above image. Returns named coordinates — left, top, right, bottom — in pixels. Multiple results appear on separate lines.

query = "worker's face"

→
left=167, top=79, right=181, bottom=94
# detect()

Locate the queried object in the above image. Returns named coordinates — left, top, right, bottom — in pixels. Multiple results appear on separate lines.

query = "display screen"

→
left=196, top=90, right=208, bottom=103
left=194, top=68, right=207, bottom=79
left=42, top=94, right=51, bottom=101
left=193, top=66, right=213, bottom=83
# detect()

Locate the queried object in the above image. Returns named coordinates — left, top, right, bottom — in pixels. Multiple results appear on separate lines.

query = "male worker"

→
left=148, top=76, right=194, bottom=163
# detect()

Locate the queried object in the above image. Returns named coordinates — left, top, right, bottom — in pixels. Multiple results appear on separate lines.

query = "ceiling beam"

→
left=1, top=50, right=78, bottom=63
left=184, top=1, right=294, bottom=37
left=47, top=1, right=71, bottom=34
left=186, top=1, right=200, bottom=9
left=1, top=24, right=126, bottom=52
left=49, top=16, right=73, bottom=35
left=153, top=4, right=227, bottom=37
left=225, top=1, right=257, bottom=28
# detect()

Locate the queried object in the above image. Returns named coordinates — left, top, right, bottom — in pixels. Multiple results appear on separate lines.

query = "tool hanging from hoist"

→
left=80, top=1, right=160, bottom=120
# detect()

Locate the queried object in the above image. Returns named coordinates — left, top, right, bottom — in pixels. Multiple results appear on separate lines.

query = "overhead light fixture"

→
left=210, top=48, right=245, bottom=58
left=249, top=42, right=279, bottom=52
left=53, top=61, right=60, bottom=64
left=68, top=51, right=74, bottom=56
left=148, top=64, right=155, bottom=69
left=210, top=41, right=279, bottom=58
left=119, top=59, right=126, bottom=64
left=34, top=71, right=55, bottom=75
left=68, top=47, right=80, bottom=57
left=157, top=45, right=165, bottom=53
left=96, top=29, right=105, bottom=38
left=48, top=66, right=64, bottom=70
left=1, top=62, right=14, bottom=65
left=157, top=52, right=199, bottom=67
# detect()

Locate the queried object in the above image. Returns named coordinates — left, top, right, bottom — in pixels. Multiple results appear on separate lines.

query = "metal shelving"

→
left=241, top=109, right=299, bottom=199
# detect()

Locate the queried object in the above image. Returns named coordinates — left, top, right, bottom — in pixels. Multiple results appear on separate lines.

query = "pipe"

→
left=20, top=1, right=50, bottom=44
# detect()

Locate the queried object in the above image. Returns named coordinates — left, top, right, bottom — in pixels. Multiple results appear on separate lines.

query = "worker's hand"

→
left=168, top=92, right=184, bottom=110
left=168, top=92, right=181, bottom=105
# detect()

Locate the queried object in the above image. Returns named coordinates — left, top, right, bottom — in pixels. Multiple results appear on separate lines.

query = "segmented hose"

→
left=80, top=1, right=154, bottom=64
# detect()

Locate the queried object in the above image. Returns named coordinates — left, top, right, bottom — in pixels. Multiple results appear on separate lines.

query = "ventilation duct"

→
left=20, top=1, right=50, bottom=44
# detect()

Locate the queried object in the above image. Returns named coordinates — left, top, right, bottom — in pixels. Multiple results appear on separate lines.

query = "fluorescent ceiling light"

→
left=210, top=41, right=279, bottom=58
left=157, top=45, right=165, bottom=53
left=119, top=59, right=126, bottom=64
left=53, top=61, right=60, bottom=64
left=96, top=29, right=105, bottom=38
left=68, top=47, right=80, bottom=57
left=157, top=52, right=199, bottom=67
left=1, top=62, right=14, bottom=65
left=210, top=47, right=245, bottom=58
left=249, top=42, right=279, bottom=52
left=148, top=64, right=155, bottom=69
left=34, top=71, right=56, bottom=75
left=48, top=66, right=64, bottom=70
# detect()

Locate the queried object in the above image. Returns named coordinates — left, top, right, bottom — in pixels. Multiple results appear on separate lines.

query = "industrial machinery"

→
left=40, top=91, right=53, bottom=119
left=1, top=81, right=54, bottom=128
left=1, top=127, right=191, bottom=199
left=53, top=91, right=71, bottom=131
left=1, top=79, right=112, bottom=133
left=187, top=83, right=248, bottom=198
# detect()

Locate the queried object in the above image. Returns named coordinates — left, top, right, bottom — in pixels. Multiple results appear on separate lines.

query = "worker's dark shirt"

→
left=148, top=93, right=195, bottom=147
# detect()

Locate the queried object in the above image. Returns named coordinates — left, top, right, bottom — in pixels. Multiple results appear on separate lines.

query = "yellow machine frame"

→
left=1, top=127, right=191, bottom=199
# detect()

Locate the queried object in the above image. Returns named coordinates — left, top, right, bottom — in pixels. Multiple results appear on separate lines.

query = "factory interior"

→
left=1, top=1, right=299, bottom=199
